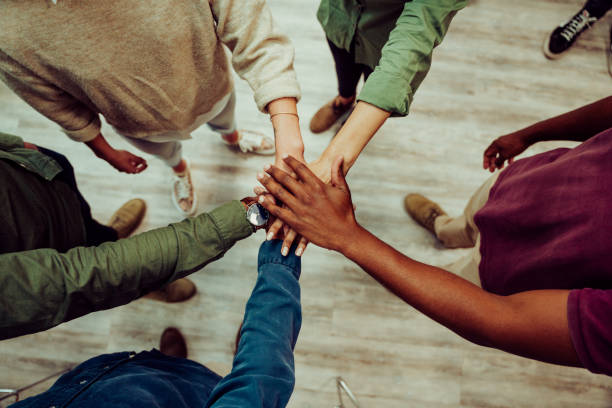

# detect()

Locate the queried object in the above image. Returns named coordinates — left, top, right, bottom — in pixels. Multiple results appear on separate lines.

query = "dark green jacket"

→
left=0, top=132, right=254, bottom=339
left=318, top=0, right=468, bottom=115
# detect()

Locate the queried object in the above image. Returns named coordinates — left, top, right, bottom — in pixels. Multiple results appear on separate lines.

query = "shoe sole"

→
left=542, top=34, right=567, bottom=60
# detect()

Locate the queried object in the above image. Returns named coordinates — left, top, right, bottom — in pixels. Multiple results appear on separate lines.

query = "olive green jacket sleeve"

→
left=0, top=200, right=253, bottom=340
left=358, top=0, right=467, bottom=116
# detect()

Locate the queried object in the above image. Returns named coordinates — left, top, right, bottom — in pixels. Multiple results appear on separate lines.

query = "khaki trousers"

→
left=433, top=172, right=500, bottom=286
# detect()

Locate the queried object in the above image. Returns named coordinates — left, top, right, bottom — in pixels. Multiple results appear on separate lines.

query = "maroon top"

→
left=475, top=129, right=612, bottom=376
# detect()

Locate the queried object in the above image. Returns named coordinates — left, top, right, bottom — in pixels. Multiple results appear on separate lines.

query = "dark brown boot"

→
left=160, top=327, right=188, bottom=359
left=309, top=96, right=354, bottom=134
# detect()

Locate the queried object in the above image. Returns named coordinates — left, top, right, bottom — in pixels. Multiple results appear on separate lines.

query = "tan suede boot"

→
left=160, top=327, right=188, bottom=359
left=404, top=194, right=447, bottom=235
left=309, top=97, right=354, bottom=134
left=145, top=278, right=197, bottom=303
left=108, top=198, right=147, bottom=239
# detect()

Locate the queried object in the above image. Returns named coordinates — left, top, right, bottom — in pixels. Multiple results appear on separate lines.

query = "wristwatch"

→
left=241, top=198, right=270, bottom=229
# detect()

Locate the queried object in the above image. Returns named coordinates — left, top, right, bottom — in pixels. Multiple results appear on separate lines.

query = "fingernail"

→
left=258, top=196, right=265, bottom=204
left=264, top=164, right=271, bottom=171
left=257, top=172, right=264, bottom=180
left=282, top=154, right=289, bottom=159
left=266, top=231, right=273, bottom=240
left=282, top=247, right=288, bottom=256
left=296, top=247, right=303, bottom=257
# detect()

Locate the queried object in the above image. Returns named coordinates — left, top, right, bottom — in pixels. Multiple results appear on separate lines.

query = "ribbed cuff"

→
left=63, top=116, right=102, bottom=142
left=208, top=200, right=255, bottom=248
left=253, top=73, right=302, bottom=113
left=358, top=70, right=413, bottom=116
left=257, top=240, right=301, bottom=279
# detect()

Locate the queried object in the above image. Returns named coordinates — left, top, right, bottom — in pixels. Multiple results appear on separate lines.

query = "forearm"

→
left=317, top=101, right=390, bottom=178
left=268, top=97, right=304, bottom=159
left=0, top=201, right=252, bottom=339
left=85, top=133, right=114, bottom=158
left=342, top=227, right=579, bottom=366
left=206, top=240, right=301, bottom=408
left=514, top=96, right=612, bottom=144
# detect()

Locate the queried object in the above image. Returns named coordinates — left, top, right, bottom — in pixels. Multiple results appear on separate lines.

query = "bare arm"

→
left=310, top=102, right=390, bottom=182
left=484, top=96, right=612, bottom=171
left=257, top=155, right=580, bottom=367
left=85, top=133, right=147, bottom=174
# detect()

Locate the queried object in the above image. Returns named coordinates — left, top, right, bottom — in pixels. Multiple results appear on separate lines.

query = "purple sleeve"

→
left=567, top=289, right=612, bottom=376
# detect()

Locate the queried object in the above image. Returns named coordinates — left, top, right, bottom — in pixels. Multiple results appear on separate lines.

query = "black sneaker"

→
left=543, top=9, right=599, bottom=59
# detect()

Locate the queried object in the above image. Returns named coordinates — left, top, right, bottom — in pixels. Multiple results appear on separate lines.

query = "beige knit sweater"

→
left=0, top=0, right=301, bottom=142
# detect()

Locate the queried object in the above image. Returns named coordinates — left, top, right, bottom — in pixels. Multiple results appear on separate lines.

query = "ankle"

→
left=336, top=95, right=355, bottom=107
left=172, top=159, right=187, bottom=173
left=221, top=130, right=240, bottom=145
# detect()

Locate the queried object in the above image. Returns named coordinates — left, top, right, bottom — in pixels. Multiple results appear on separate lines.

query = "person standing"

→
left=0, top=0, right=304, bottom=216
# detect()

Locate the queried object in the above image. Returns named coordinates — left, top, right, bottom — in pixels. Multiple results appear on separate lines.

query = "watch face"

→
left=247, top=203, right=270, bottom=227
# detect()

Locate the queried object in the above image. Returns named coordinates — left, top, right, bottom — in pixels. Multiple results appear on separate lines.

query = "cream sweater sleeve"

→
left=0, top=51, right=101, bottom=142
left=211, top=0, right=301, bottom=112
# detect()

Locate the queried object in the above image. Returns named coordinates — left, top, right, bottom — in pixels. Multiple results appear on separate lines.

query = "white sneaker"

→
left=223, top=130, right=275, bottom=156
left=171, top=159, right=197, bottom=216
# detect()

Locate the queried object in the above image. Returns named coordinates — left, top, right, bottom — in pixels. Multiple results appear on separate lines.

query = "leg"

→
left=584, top=0, right=612, bottom=18
left=212, top=91, right=275, bottom=155
left=543, top=0, right=612, bottom=59
left=207, top=91, right=237, bottom=137
left=37, top=146, right=118, bottom=245
left=328, top=39, right=363, bottom=99
left=309, top=39, right=364, bottom=133
left=123, top=137, right=196, bottom=216
left=122, top=137, right=183, bottom=168
left=434, top=173, right=500, bottom=248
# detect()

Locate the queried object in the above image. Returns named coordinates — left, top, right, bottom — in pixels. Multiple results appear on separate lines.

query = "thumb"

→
left=330, top=155, right=348, bottom=191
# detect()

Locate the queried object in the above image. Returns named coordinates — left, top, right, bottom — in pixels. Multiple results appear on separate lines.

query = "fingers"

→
left=281, top=228, right=298, bottom=256
left=258, top=195, right=300, bottom=234
left=257, top=171, right=300, bottom=210
left=266, top=218, right=284, bottom=241
left=330, top=155, right=348, bottom=191
left=264, top=164, right=305, bottom=199
left=483, top=143, right=497, bottom=171
left=254, top=186, right=266, bottom=195
left=295, top=236, right=308, bottom=257
left=283, top=155, right=324, bottom=185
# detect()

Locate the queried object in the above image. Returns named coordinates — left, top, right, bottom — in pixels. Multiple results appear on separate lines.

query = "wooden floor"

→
left=1, top=0, right=612, bottom=406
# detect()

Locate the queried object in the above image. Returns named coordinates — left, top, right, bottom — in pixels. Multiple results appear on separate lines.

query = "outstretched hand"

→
left=483, top=132, right=530, bottom=172
left=256, top=155, right=359, bottom=255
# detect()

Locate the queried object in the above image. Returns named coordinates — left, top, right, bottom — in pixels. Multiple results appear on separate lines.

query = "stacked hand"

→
left=256, top=155, right=359, bottom=255
left=483, top=132, right=531, bottom=172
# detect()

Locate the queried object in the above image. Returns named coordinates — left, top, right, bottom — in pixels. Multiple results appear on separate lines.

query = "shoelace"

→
left=560, top=11, right=597, bottom=42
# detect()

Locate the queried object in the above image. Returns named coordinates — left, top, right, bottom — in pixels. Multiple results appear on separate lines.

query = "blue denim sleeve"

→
left=205, top=240, right=302, bottom=408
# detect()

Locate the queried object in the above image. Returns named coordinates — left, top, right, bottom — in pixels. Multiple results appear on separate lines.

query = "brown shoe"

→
left=108, top=198, right=146, bottom=239
left=160, top=327, right=188, bottom=358
left=145, top=278, right=197, bottom=303
left=309, top=96, right=354, bottom=134
left=404, top=194, right=447, bottom=235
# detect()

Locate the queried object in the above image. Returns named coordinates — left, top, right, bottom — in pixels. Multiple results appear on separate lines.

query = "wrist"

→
left=337, top=223, right=368, bottom=257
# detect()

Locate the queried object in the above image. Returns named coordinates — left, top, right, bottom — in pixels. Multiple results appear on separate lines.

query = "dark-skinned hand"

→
left=483, top=132, right=531, bottom=172
left=256, top=155, right=359, bottom=254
